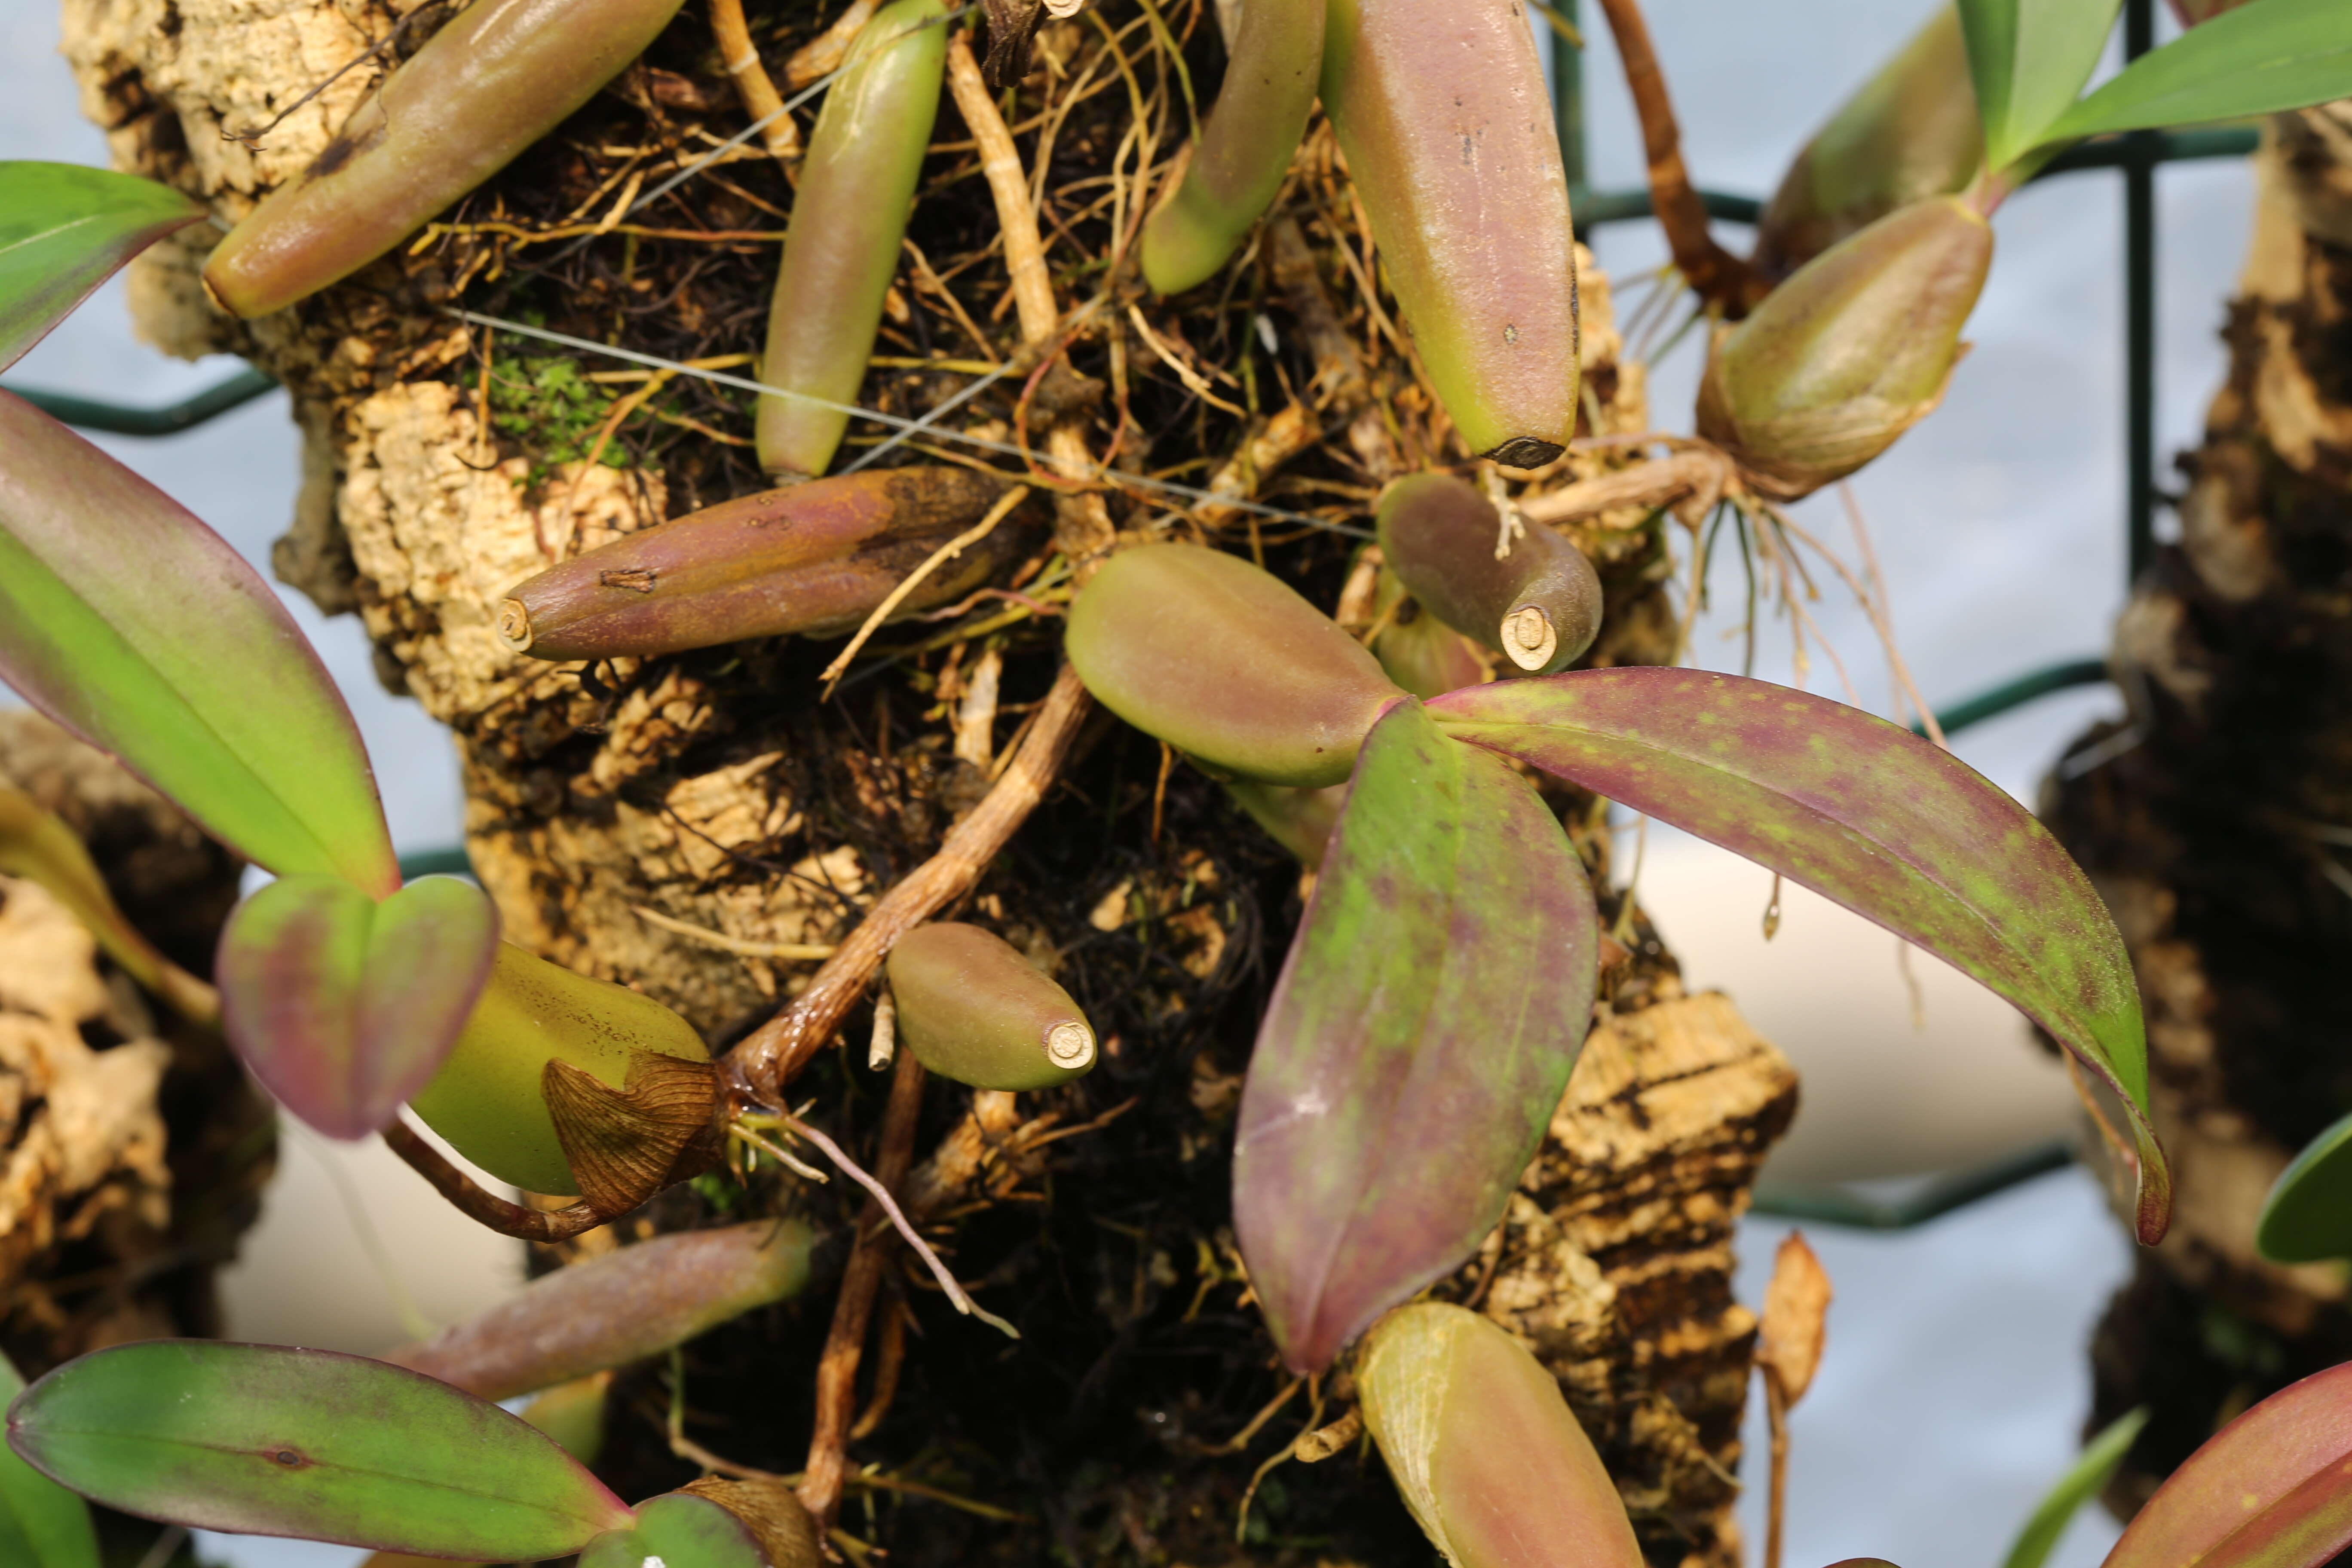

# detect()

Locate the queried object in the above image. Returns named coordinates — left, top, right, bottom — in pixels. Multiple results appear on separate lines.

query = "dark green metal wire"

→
left=6, top=366, right=277, bottom=435
left=1750, top=1139, right=2076, bottom=1228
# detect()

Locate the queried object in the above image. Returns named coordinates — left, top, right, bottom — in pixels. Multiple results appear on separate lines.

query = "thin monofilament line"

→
left=446, top=307, right=1375, bottom=539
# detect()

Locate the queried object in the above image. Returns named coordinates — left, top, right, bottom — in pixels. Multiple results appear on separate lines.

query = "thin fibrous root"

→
left=382, top=1119, right=611, bottom=1242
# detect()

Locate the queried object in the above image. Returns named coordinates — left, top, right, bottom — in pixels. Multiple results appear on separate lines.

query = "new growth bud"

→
left=1376, top=474, right=1601, bottom=676
left=1698, top=197, right=1991, bottom=500
left=202, top=0, right=687, bottom=318
left=1751, top=5, right=1980, bottom=280
left=1319, top=0, right=1580, bottom=467
left=499, top=469, right=1035, bottom=662
left=886, top=922, right=1096, bottom=1090
left=1064, top=544, right=1403, bottom=788
left=755, top=0, right=950, bottom=477
left=1358, top=1304, right=1645, bottom=1568
left=408, top=942, right=717, bottom=1197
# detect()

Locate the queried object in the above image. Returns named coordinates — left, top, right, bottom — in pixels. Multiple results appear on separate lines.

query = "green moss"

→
left=471, top=352, right=622, bottom=484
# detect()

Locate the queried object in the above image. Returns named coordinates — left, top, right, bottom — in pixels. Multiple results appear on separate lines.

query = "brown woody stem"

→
left=710, top=0, right=801, bottom=161
left=1589, top=0, right=1765, bottom=315
left=724, top=662, right=1093, bottom=1100
left=382, top=1119, right=612, bottom=1242
left=943, top=28, right=1116, bottom=558
left=799, top=1051, right=927, bottom=1527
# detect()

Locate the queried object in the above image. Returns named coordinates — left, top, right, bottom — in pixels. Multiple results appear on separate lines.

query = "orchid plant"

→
left=4, top=0, right=2352, bottom=1562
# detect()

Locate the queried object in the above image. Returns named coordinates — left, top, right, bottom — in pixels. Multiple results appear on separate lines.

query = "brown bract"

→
left=502, top=468, right=1037, bottom=661
left=1756, top=1231, right=1831, bottom=1405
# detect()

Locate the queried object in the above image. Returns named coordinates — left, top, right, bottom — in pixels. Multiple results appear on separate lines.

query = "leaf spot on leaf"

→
left=267, top=1446, right=310, bottom=1467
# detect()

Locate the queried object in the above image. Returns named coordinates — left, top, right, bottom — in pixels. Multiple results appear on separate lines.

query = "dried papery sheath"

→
left=886, top=922, right=1096, bottom=1090
left=1752, top=5, right=1980, bottom=279
left=1064, top=544, right=1402, bottom=788
left=1698, top=197, right=1991, bottom=501
left=1140, top=0, right=1324, bottom=294
left=202, top=0, right=688, bottom=318
left=754, top=0, right=950, bottom=476
left=1319, top=0, right=1578, bottom=467
left=407, top=940, right=714, bottom=1196
left=1375, top=474, right=1601, bottom=677
left=1357, top=1304, right=1644, bottom=1568
left=500, top=468, right=1035, bottom=662
left=386, top=1221, right=817, bottom=1401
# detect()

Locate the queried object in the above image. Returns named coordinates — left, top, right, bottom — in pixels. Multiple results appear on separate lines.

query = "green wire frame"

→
left=11, top=0, right=2242, bottom=1228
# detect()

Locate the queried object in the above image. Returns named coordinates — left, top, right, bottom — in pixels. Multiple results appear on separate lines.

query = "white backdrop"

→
left=0, top=1, right=2256, bottom=1563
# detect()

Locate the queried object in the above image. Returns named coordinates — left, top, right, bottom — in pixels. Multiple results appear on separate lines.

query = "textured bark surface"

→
left=2043, top=107, right=2352, bottom=1512
left=0, top=711, right=266, bottom=1376
left=56, top=1, right=1791, bottom=1560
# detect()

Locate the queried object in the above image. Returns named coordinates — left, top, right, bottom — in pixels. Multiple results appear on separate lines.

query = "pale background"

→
left=0, top=0, right=2249, bottom=1562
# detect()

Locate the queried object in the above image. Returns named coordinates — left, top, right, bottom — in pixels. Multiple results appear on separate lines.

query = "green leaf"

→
left=0, top=393, right=400, bottom=894
left=2036, top=0, right=2352, bottom=148
left=0, top=1351, right=99, bottom=1568
left=1428, top=668, right=2171, bottom=1244
left=217, top=874, right=499, bottom=1139
left=5, top=1341, right=634, bottom=1558
left=579, top=1494, right=770, bottom=1568
left=1232, top=699, right=1599, bottom=1375
left=0, top=162, right=203, bottom=375
left=2104, top=1363, right=2352, bottom=1568
left=2257, top=1108, right=2352, bottom=1263
left=2001, top=1407, right=2149, bottom=1568
left=1957, top=0, right=2124, bottom=171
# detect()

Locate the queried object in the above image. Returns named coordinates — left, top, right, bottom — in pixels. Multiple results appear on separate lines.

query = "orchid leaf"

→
left=2001, top=1407, right=2148, bottom=1568
left=1233, top=698, right=1599, bottom=1375
left=2104, top=1362, right=2352, bottom=1568
left=0, top=1351, right=99, bottom=1568
left=1956, top=0, right=2123, bottom=172
left=218, top=874, right=499, bottom=1139
left=5, top=1341, right=635, bottom=1558
left=0, top=788, right=216, bottom=1023
left=2256, top=1108, right=2352, bottom=1264
left=1429, top=668, right=2169, bottom=1244
left=0, top=162, right=204, bottom=375
left=0, top=394, right=399, bottom=894
left=2037, top=0, right=2352, bottom=150
left=579, top=1493, right=770, bottom=1568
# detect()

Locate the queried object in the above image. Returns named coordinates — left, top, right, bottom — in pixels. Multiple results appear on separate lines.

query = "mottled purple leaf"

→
left=0, top=394, right=399, bottom=894
left=4, top=1341, right=634, bottom=1559
left=1234, top=699, right=1598, bottom=1375
left=2103, top=1361, right=2352, bottom=1568
left=1428, top=668, right=2168, bottom=1243
left=217, top=874, right=499, bottom=1139
left=0, top=162, right=204, bottom=374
